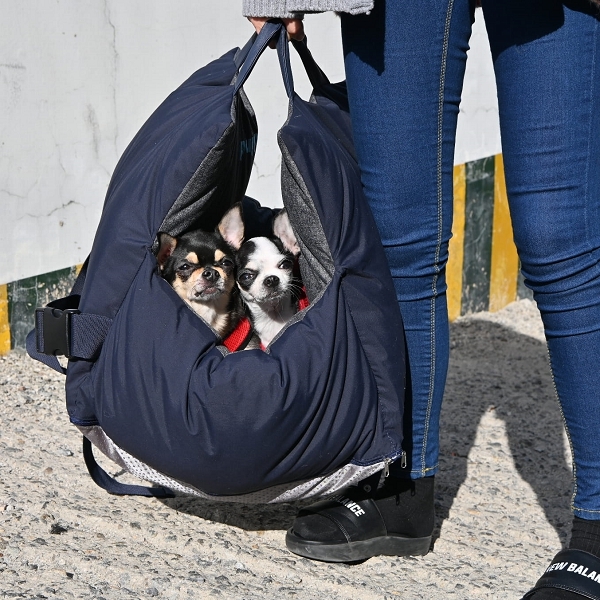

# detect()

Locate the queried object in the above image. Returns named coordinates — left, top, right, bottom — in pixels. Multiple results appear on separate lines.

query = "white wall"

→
left=0, top=3, right=498, bottom=285
left=455, top=10, right=501, bottom=165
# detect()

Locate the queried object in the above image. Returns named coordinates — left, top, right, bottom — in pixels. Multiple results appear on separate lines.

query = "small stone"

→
left=50, top=523, right=68, bottom=535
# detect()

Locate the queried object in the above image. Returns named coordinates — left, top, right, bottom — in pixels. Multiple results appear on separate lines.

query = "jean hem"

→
left=409, top=464, right=439, bottom=479
left=573, top=507, right=600, bottom=520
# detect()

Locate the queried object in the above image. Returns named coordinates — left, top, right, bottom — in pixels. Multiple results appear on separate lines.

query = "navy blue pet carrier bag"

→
left=28, top=22, right=407, bottom=503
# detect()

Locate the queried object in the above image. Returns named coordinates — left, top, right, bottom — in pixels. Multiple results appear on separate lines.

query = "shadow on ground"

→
left=435, top=317, right=572, bottom=547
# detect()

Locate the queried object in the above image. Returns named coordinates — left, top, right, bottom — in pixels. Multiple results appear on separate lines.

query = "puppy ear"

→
left=157, top=233, right=177, bottom=269
left=217, top=202, right=245, bottom=249
left=273, top=210, right=300, bottom=256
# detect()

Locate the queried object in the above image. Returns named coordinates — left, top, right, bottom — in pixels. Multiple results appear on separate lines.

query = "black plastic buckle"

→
left=37, top=307, right=80, bottom=358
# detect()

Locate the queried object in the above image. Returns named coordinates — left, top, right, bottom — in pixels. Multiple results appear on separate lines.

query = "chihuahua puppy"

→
left=234, top=210, right=303, bottom=348
left=157, top=204, right=245, bottom=339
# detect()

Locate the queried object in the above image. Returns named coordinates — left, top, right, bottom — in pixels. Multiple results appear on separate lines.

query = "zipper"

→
left=383, top=451, right=407, bottom=478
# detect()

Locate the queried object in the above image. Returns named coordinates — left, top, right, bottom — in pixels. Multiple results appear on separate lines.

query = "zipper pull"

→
left=383, top=458, right=391, bottom=478
left=384, top=452, right=407, bottom=478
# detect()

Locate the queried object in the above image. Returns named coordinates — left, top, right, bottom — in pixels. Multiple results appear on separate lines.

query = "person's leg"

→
left=482, top=0, right=600, bottom=596
left=341, top=0, right=473, bottom=481
left=285, top=0, right=474, bottom=561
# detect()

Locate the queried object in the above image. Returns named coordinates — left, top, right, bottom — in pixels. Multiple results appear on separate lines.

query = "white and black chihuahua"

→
left=156, top=204, right=245, bottom=339
left=233, top=210, right=304, bottom=348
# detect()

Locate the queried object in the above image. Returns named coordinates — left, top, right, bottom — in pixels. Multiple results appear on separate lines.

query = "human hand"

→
left=247, top=17, right=305, bottom=47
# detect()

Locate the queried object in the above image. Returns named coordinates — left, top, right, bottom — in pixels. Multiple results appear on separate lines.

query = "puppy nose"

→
left=264, top=275, right=280, bottom=288
left=202, top=268, right=219, bottom=282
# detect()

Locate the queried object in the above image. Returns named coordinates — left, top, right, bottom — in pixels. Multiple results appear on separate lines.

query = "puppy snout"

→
left=202, top=267, right=220, bottom=282
left=263, top=275, right=280, bottom=289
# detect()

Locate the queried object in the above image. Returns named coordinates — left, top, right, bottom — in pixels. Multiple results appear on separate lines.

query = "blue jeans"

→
left=341, top=0, right=600, bottom=518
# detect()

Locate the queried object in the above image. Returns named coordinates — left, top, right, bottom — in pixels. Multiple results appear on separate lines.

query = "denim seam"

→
left=574, top=23, right=600, bottom=515
left=556, top=20, right=599, bottom=516
left=583, top=19, right=598, bottom=265
left=546, top=343, right=577, bottom=511
left=421, top=0, right=455, bottom=478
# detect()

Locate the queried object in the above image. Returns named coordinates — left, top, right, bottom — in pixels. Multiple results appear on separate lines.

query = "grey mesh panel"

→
left=78, top=425, right=387, bottom=503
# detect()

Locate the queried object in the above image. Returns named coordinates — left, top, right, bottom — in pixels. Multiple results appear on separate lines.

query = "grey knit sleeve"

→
left=242, top=1, right=374, bottom=17
left=285, top=1, right=373, bottom=13
left=242, top=1, right=303, bottom=18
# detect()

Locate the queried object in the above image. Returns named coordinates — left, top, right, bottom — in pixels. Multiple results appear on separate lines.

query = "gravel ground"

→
left=0, top=299, right=573, bottom=599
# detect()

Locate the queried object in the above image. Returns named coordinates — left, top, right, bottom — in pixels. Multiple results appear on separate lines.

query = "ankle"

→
left=371, top=475, right=435, bottom=539
left=569, top=516, right=600, bottom=558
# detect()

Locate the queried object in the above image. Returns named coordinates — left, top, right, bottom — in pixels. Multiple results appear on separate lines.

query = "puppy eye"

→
left=177, top=263, right=192, bottom=272
left=279, top=259, right=293, bottom=270
left=238, top=271, right=256, bottom=284
left=220, top=258, right=234, bottom=268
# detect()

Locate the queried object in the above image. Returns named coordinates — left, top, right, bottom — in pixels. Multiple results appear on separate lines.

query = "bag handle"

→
left=234, top=21, right=333, bottom=100
left=234, top=32, right=257, bottom=70
left=275, top=24, right=294, bottom=98
left=290, top=37, right=331, bottom=91
left=234, top=21, right=288, bottom=94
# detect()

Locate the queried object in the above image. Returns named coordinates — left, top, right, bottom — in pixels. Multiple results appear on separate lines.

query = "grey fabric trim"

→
left=153, top=89, right=256, bottom=250
left=77, top=425, right=389, bottom=503
left=278, top=141, right=334, bottom=302
left=242, top=0, right=374, bottom=16
left=233, top=83, right=253, bottom=118
left=153, top=121, right=235, bottom=249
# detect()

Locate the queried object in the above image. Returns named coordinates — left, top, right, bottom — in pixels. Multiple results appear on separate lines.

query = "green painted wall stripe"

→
left=461, top=156, right=495, bottom=314
left=7, top=266, right=78, bottom=350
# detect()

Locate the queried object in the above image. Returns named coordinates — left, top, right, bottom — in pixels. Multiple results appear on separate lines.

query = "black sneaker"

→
left=285, top=475, right=435, bottom=562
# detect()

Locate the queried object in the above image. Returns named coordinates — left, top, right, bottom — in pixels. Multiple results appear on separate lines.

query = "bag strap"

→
left=275, top=25, right=295, bottom=98
left=234, top=21, right=348, bottom=106
left=25, top=259, right=113, bottom=374
left=83, top=437, right=176, bottom=498
left=234, top=32, right=257, bottom=70
left=233, top=21, right=295, bottom=99
left=290, top=37, right=330, bottom=91
left=27, top=262, right=172, bottom=498
left=287, top=36, right=358, bottom=165
left=234, top=21, right=285, bottom=94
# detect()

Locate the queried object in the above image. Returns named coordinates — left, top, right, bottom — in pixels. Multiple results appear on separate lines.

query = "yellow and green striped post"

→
left=448, top=153, right=525, bottom=320
left=0, top=284, right=10, bottom=354
left=0, top=266, right=80, bottom=355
